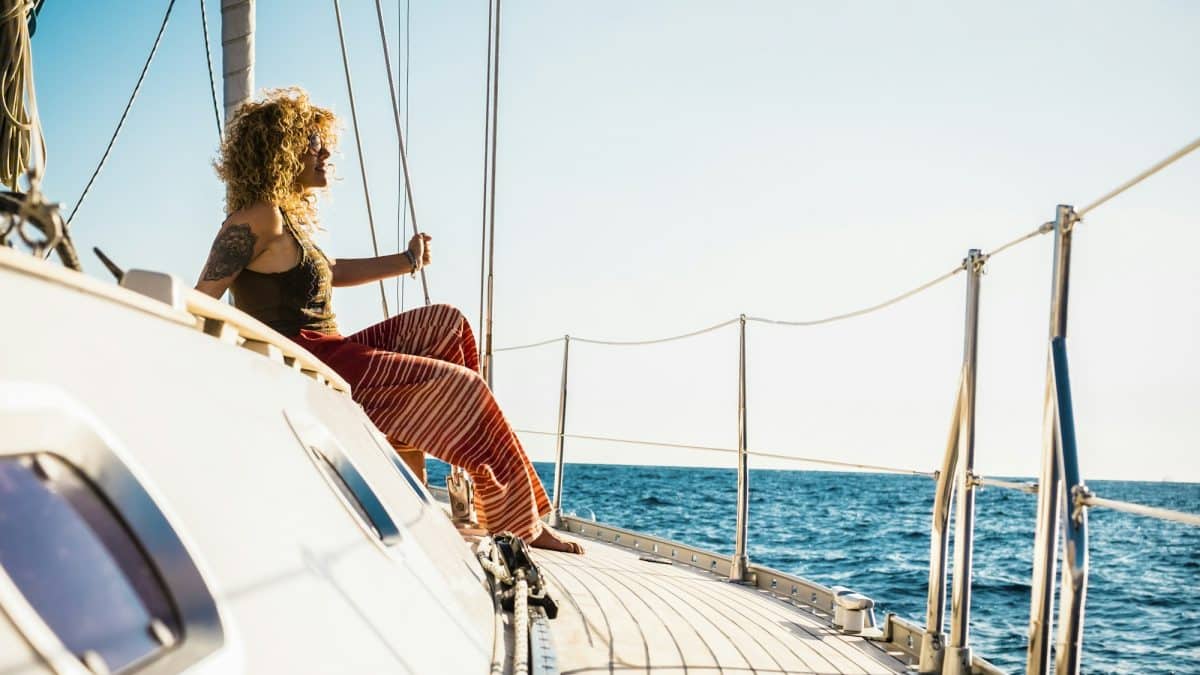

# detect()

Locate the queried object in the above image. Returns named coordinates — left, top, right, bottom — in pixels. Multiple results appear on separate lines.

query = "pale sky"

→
left=30, top=1, right=1200, bottom=481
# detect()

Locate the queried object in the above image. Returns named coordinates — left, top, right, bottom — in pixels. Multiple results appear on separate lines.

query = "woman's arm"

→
left=331, top=233, right=431, bottom=287
left=194, top=207, right=275, bottom=299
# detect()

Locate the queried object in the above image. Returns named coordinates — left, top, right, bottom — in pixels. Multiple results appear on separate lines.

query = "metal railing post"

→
left=730, top=314, right=751, bottom=582
left=944, top=250, right=984, bottom=675
left=919, top=376, right=964, bottom=673
left=1050, top=336, right=1089, bottom=675
left=1027, top=205, right=1075, bottom=674
left=548, top=336, right=570, bottom=528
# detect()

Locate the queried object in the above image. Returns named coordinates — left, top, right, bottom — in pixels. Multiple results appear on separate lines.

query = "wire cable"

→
left=495, top=335, right=564, bottom=353
left=1077, top=136, right=1200, bottom=219
left=1083, top=494, right=1200, bottom=527
left=478, top=0, right=495, bottom=365
left=199, top=0, right=221, bottom=142
left=572, top=317, right=739, bottom=347
left=67, top=0, right=175, bottom=225
left=370, top=0, right=429, bottom=308
left=748, top=264, right=965, bottom=328
left=333, top=0, right=390, bottom=317
left=515, top=429, right=934, bottom=476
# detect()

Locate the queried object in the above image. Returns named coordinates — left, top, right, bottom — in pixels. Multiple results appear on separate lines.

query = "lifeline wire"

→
left=1083, top=494, right=1200, bottom=528
left=1077, top=136, right=1200, bottom=219
left=492, top=132, right=1199, bottom=350
left=333, top=0, right=389, bottom=317
left=67, top=0, right=176, bottom=224
left=515, top=429, right=933, bottom=477
left=199, top=0, right=222, bottom=141
left=373, top=0, right=430, bottom=308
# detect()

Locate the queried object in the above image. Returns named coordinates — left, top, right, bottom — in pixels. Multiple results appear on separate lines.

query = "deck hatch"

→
left=306, top=443, right=401, bottom=545
left=0, top=454, right=179, bottom=673
left=284, top=410, right=402, bottom=546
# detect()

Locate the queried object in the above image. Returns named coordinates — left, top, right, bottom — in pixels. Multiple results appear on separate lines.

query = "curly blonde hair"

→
left=214, top=87, right=339, bottom=230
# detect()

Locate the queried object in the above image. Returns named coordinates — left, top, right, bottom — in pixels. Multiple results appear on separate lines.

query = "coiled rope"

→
left=67, top=0, right=176, bottom=225
left=0, top=0, right=43, bottom=190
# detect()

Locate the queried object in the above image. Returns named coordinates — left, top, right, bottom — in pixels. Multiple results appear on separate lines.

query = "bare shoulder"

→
left=221, top=202, right=283, bottom=239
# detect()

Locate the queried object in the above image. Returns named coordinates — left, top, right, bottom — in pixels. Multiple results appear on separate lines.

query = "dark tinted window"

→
left=0, top=455, right=178, bottom=672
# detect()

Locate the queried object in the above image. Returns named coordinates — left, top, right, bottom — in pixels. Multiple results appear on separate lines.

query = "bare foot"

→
left=530, top=527, right=584, bottom=554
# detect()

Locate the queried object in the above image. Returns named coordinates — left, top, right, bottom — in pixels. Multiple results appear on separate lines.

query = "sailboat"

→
left=3, top=2, right=1199, bottom=674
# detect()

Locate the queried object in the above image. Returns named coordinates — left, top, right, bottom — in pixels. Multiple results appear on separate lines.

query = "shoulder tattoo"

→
left=201, top=223, right=257, bottom=280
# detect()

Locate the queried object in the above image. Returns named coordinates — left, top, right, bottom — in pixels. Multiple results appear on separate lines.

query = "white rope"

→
left=1077, top=136, right=1200, bottom=219
left=974, top=476, right=1038, bottom=494
left=515, top=429, right=934, bottom=476
left=495, top=335, right=565, bottom=353
left=1083, top=494, right=1200, bottom=528
left=513, top=575, right=530, bottom=675
left=0, top=0, right=42, bottom=190
left=332, top=0, right=390, bottom=317
left=571, top=317, right=739, bottom=347
left=372, top=0, right=430, bottom=307
left=747, top=264, right=965, bottom=328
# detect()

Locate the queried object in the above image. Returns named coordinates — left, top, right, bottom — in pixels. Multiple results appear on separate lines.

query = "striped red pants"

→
left=296, top=304, right=551, bottom=540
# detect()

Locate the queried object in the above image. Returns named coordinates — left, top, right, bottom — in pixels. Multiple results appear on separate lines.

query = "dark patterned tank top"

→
left=231, top=209, right=338, bottom=337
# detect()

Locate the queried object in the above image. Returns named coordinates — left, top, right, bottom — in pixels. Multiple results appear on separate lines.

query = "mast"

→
left=220, top=0, right=254, bottom=122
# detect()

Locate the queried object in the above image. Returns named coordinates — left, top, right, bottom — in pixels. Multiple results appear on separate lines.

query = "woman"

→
left=195, top=88, right=581, bottom=554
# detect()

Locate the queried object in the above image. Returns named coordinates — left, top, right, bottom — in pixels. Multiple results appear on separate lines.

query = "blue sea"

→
left=429, top=460, right=1199, bottom=674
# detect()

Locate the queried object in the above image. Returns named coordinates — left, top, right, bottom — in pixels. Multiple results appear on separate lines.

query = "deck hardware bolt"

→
left=812, top=592, right=817, bottom=604
left=791, top=585, right=798, bottom=595
left=671, top=549, right=677, bottom=558
left=908, top=635, right=915, bottom=649
left=691, top=554, right=698, bottom=563
left=770, top=579, right=778, bottom=589
left=148, top=618, right=176, bottom=647
left=710, top=560, right=718, bottom=571
left=614, top=534, right=620, bottom=542
left=81, top=651, right=109, bottom=675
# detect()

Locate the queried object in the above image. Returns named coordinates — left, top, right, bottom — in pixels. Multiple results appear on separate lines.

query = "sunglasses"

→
left=306, top=133, right=324, bottom=155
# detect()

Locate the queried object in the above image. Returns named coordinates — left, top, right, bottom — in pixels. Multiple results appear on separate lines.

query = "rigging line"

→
left=514, top=429, right=934, bottom=477
left=494, top=316, right=738, bottom=350
left=67, top=0, right=176, bottom=225
left=494, top=335, right=564, bottom=353
left=747, top=264, right=965, bottom=328
left=482, top=0, right=501, bottom=386
left=1082, top=494, right=1200, bottom=528
left=397, top=0, right=410, bottom=312
left=372, top=0, right=430, bottom=307
left=1076, top=135, right=1200, bottom=219
left=572, top=317, right=739, bottom=347
left=334, top=0, right=390, bottom=317
left=975, top=476, right=1038, bottom=494
left=478, top=0, right=494, bottom=366
left=198, top=0, right=221, bottom=141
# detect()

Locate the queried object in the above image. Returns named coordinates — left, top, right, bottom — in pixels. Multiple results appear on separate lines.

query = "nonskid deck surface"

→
left=532, top=532, right=908, bottom=675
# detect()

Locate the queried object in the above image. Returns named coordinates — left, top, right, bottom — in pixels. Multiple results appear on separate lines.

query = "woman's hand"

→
left=408, top=233, right=432, bottom=269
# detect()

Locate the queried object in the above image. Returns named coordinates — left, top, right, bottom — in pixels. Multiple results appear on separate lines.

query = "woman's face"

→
left=297, top=132, right=330, bottom=190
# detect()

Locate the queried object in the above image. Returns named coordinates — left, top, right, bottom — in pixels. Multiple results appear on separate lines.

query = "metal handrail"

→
left=1050, top=336, right=1088, bottom=675
left=507, top=146, right=1200, bottom=671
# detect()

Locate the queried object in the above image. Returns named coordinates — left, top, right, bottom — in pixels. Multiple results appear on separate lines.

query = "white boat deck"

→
left=532, top=531, right=909, bottom=675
